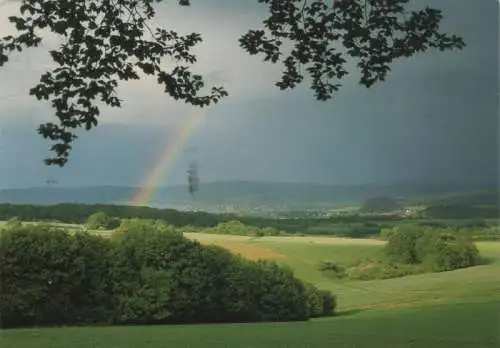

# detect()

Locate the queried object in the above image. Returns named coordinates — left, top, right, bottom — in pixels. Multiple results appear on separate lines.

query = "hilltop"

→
left=0, top=181, right=496, bottom=214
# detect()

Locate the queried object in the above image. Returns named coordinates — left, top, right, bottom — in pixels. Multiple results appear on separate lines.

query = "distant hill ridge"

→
left=0, top=181, right=496, bottom=211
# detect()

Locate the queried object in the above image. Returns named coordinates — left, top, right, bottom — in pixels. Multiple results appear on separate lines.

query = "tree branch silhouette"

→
left=0, top=0, right=465, bottom=166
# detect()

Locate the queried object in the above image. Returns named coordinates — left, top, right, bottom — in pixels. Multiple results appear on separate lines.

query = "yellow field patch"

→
left=199, top=240, right=286, bottom=261
left=258, top=235, right=385, bottom=246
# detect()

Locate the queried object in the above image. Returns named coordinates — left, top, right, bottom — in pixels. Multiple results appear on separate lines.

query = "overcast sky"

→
left=0, top=0, right=498, bottom=188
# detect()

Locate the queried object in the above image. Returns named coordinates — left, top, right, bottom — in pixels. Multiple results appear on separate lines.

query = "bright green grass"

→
left=280, top=240, right=500, bottom=311
left=185, top=233, right=385, bottom=283
left=1, top=223, right=500, bottom=347
left=187, top=234, right=500, bottom=311
left=256, top=240, right=383, bottom=282
left=4, top=222, right=499, bottom=311
left=2, top=301, right=498, bottom=347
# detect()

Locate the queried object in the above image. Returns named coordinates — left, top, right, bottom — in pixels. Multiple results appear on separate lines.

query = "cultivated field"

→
left=2, top=224, right=500, bottom=347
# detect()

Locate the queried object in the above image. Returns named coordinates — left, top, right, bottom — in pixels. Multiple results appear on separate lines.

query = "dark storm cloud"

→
left=0, top=0, right=497, bottom=188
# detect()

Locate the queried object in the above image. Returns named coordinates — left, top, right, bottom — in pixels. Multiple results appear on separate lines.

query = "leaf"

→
left=0, top=0, right=462, bottom=166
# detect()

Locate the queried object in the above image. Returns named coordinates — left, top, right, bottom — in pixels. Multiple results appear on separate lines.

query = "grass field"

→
left=2, top=301, right=499, bottom=347
left=2, top=223, right=500, bottom=347
left=185, top=233, right=500, bottom=311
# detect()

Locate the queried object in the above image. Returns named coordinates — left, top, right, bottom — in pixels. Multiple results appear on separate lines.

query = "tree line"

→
left=0, top=203, right=386, bottom=237
left=0, top=220, right=335, bottom=328
left=0, top=203, right=223, bottom=227
left=0, top=203, right=497, bottom=239
left=318, top=225, right=482, bottom=281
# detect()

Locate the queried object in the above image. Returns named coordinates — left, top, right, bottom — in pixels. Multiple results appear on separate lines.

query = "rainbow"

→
left=130, top=106, right=207, bottom=206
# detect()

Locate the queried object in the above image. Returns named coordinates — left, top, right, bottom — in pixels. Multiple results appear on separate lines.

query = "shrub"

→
left=249, top=261, right=310, bottom=321
left=117, top=229, right=328, bottom=323
left=202, top=221, right=285, bottom=237
left=2, top=217, right=22, bottom=230
left=0, top=226, right=113, bottom=328
left=114, top=218, right=179, bottom=236
left=261, top=227, right=286, bottom=236
left=207, top=220, right=261, bottom=236
left=319, top=225, right=482, bottom=282
left=109, top=228, right=193, bottom=324
left=345, top=260, right=425, bottom=281
left=318, top=290, right=336, bottom=316
left=380, top=227, right=393, bottom=240
left=385, top=226, right=480, bottom=273
left=1, top=222, right=335, bottom=328
left=416, top=231, right=480, bottom=272
left=304, top=283, right=324, bottom=317
left=317, top=261, right=346, bottom=279
left=220, top=259, right=312, bottom=322
left=110, top=227, right=259, bottom=324
left=86, top=212, right=120, bottom=230
left=385, top=226, right=425, bottom=264
left=303, top=283, right=336, bottom=317
left=461, top=226, right=500, bottom=241
left=344, top=226, right=380, bottom=238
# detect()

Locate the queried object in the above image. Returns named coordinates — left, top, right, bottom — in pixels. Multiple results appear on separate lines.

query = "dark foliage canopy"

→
left=0, top=223, right=335, bottom=328
left=0, top=0, right=464, bottom=165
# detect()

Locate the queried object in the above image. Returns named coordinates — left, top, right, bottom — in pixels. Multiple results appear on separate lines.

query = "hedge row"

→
left=317, top=225, right=482, bottom=281
left=0, top=223, right=335, bottom=328
left=384, top=226, right=480, bottom=272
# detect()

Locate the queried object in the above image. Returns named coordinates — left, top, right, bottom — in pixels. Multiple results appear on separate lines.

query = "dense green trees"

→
left=384, top=226, right=480, bottom=272
left=0, top=222, right=335, bottom=328
left=384, top=226, right=423, bottom=264
left=86, top=211, right=121, bottom=230
left=318, top=225, right=482, bottom=281
left=1, top=203, right=497, bottom=240
left=0, top=203, right=384, bottom=237
left=0, top=225, right=113, bottom=327
left=414, top=231, right=480, bottom=272
left=201, top=220, right=286, bottom=237
left=0, top=203, right=222, bottom=227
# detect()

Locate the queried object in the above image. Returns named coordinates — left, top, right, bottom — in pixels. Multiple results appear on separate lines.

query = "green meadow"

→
left=186, top=234, right=500, bottom=312
left=2, top=301, right=499, bottom=348
left=2, top=226, right=499, bottom=347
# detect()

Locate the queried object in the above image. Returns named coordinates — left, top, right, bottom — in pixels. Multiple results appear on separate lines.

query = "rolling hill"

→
left=0, top=181, right=496, bottom=212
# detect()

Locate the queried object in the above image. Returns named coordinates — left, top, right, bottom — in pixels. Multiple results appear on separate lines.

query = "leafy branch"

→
left=0, top=0, right=465, bottom=166
left=239, top=0, right=465, bottom=100
left=0, top=0, right=227, bottom=166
